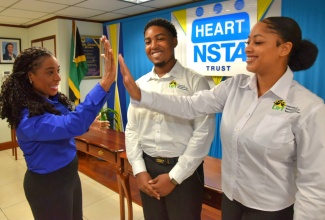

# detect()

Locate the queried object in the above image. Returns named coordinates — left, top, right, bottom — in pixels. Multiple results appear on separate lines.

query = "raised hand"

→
left=118, top=54, right=141, bottom=101
left=100, top=35, right=116, bottom=92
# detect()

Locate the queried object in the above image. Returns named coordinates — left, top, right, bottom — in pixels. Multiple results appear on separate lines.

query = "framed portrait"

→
left=0, top=38, right=21, bottom=64
left=81, top=35, right=102, bottom=78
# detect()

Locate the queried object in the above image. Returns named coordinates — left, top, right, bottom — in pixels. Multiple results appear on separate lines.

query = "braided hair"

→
left=0, top=47, right=73, bottom=128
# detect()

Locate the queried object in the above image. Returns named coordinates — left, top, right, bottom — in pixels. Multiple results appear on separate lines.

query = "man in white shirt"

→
left=125, top=18, right=215, bottom=220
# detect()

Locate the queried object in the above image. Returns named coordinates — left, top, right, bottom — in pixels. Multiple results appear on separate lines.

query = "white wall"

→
left=0, top=19, right=102, bottom=143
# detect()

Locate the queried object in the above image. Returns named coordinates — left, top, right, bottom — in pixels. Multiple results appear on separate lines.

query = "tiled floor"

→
left=0, top=148, right=144, bottom=220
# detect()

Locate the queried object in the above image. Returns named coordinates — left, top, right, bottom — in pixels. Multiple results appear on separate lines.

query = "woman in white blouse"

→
left=119, top=16, right=325, bottom=220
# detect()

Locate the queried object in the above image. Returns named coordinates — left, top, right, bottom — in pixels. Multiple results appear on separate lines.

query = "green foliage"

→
left=100, top=108, right=120, bottom=131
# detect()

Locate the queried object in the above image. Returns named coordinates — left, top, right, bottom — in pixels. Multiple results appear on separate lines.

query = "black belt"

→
left=143, top=152, right=179, bottom=165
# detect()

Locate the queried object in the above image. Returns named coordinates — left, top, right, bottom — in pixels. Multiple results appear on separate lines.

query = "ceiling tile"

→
left=76, top=0, right=135, bottom=11
left=0, top=15, right=34, bottom=25
left=11, top=0, right=68, bottom=13
left=0, top=8, right=48, bottom=19
left=90, top=12, right=127, bottom=21
left=53, top=6, right=105, bottom=18
left=142, top=0, right=193, bottom=8
left=38, top=0, right=86, bottom=5
left=114, top=5, right=156, bottom=15
left=0, top=0, right=20, bottom=8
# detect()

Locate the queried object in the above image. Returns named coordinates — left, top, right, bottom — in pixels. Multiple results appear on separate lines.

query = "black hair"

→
left=261, top=16, right=318, bottom=71
left=0, top=47, right=72, bottom=128
left=144, top=18, right=177, bottom=38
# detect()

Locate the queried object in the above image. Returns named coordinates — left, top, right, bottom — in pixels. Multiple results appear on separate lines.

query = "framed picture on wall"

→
left=81, top=35, right=102, bottom=78
left=0, top=38, right=21, bottom=64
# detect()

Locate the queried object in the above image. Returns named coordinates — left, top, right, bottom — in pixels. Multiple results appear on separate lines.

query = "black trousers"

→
left=24, top=155, right=82, bottom=220
left=141, top=155, right=204, bottom=220
left=222, top=194, right=294, bottom=220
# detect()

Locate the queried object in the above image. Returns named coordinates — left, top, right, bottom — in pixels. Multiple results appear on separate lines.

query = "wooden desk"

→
left=75, top=127, right=127, bottom=220
left=76, top=127, right=125, bottom=163
left=119, top=153, right=223, bottom=220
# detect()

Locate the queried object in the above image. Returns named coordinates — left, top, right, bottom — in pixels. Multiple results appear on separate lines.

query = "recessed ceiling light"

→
left=120, top=0, right=152, bottom=4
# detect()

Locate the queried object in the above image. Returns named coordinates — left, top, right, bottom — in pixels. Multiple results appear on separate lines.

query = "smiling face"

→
left=28, top=55, right=61, bottom=98
left=245, top=21, right=291, bottom=76
left=144, top=25, right=177, bottom=72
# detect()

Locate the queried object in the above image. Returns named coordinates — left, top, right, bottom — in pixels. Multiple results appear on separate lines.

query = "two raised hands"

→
left=99, top=35, right=141, bottom=101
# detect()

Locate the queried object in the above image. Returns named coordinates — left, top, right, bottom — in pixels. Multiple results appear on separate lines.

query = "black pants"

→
left=24, top=155, right=82, bottom=220
left=222, top=194, right=294, bottom=220
left=141, top=155, right=204, bottom=220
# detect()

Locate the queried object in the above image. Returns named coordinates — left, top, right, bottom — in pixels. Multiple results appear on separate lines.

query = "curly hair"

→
left=144, top=18, right=177, bottom=38
left=0, top=47, right=73, bottom=129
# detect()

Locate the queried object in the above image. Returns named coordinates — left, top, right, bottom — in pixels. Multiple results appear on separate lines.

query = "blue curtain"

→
left=208, top=113, right=223, bottom=158
left=282, top=0, right=325, bottom=100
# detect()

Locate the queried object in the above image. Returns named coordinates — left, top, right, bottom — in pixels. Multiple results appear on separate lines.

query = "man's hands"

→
left=136, top=172, right=160, bottom=200
left=136, top=172, right=177, bottom=199
left=149, top=174, right=176, bottom=197
left=100, top=35, right=116, bottom=92
left=118, top=54, right=141, bottom=101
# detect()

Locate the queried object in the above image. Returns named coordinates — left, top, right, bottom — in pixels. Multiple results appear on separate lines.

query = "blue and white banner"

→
left=173, top=0, right=257, bottom=76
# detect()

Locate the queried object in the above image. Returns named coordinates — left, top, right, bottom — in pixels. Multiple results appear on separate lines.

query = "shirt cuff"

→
left=169, top=163, right=188, bottom=184
left=88, top=83, right=111, bottom=105
left=130, top=159, right=147, bottom=176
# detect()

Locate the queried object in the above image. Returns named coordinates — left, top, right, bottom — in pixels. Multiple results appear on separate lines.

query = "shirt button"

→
left=235, top=127, right=240, bottom=132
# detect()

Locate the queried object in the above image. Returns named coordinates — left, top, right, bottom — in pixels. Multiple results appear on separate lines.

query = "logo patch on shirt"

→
left=272, top=100, right=300, bottom=113
left=177, top=84, right=188, bottom=90
left=169, top=80, right=188, bottom=90
left=272, top=100, right=286, bottom=111
left=169, top=80, right=177, bottom=88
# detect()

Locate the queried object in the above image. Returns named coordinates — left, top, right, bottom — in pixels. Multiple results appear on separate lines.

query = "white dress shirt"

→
left=125, top=61, right=215, bottom=184
left=134, top=67, right=325, bottom=220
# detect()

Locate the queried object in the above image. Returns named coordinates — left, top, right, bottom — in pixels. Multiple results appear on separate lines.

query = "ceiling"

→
left=0, top=0, right=203, bottom=27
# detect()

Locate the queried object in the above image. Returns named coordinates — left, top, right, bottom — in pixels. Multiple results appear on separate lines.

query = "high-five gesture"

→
left=100, top=35, right=116, bottom=92
left=118, top=54, right=141, bottom=101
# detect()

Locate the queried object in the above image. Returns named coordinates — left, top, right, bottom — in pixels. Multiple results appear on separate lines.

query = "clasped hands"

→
left=136, top=172, right=176, bottom=200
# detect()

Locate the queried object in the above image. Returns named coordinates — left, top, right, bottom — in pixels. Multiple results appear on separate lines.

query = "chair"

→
left=10, top=128, right=18, bottom=160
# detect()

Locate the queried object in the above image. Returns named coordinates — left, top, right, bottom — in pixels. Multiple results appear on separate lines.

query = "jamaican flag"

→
left=69, top=20, right=88, bottom=106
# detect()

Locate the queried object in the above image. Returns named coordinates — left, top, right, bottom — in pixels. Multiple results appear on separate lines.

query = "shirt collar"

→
left=147, top=60, right=182, bottom=81
left=270, top=67, right=293, bottom=100
left=239, top=66, right=293, bottom=99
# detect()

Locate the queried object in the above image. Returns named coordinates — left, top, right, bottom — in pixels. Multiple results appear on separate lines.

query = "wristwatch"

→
left=170, top=178, right=179, bottom=185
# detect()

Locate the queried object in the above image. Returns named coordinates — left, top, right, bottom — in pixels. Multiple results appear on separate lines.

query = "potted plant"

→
left=99, top=107, right=121, bottom=131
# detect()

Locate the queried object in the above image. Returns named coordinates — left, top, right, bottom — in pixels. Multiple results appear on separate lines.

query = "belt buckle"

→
left=155, top=157, right=166, bottom=165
